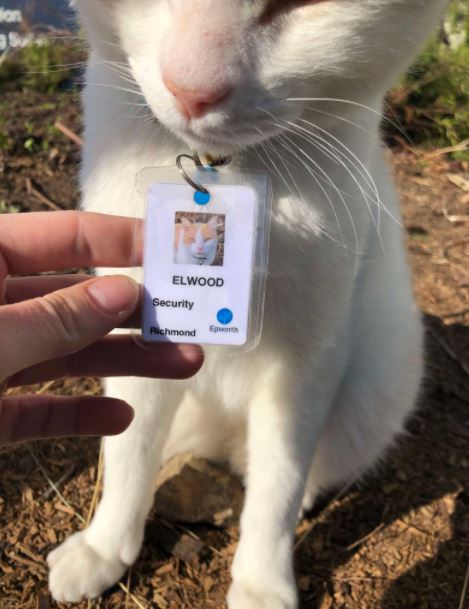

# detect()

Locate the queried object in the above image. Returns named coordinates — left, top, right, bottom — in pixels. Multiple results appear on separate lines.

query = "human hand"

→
left=0, top=211, right=203, bottom=445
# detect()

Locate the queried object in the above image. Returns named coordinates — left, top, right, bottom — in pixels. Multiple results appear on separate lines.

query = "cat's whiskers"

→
left=296, top=118, right=385, bottom=214
left=276, top=131, right=356, bottom=260
left=87, top=61, right=157, bottom=122
left=45, top=35, right=82, bottom=42
left=264, top=139, right=304, bottom=204
left=256, top=141, right=328, bottom=245
left=23, top=62, right=87, bottom=75
left=284, top=96, right=413, bottom=147
left=24, top=34, right=87, bottom=75
left=302, top=105, right=371, bottom=135
left=80, top=80, right=145, bottom=97
left=101, top=59, right=132, bottom=70
left=252, top=127, right=295, bottom=197
left=101, top=68, right=139, bottom=89
left=258, top=108, right=360, bottom=256
left=76, top=42, right=149, bottom=111
left=123, top=109, right=155, bottom=122
left=297, top=116, right=381, bottom=202
left=96, top=60, right=145, bottom=92
left=250, top=142, right=329, bottom=246
left=259, top=105, right=401, bottom=256
left=100, top=39, right=130, bottom=55
left=79, top=80, right=151, bottom=120
left=100, top=60, right=135, bottom=77
left=261, top=107, right=382, bottom=212
left=80, top=81, right=153, bottom=123
left=262, top=138, right=341, bottom=246
left=292, top=116, right=403, bottom=251
left=288, top=119, right=383, bottom=248
left=254, top=110, right=357, bottom=252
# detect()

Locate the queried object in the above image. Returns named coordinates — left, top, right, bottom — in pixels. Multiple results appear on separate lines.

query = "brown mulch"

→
left=0, top=91, right=81, bottom=214
left=0, top=89, right=468, bottom=609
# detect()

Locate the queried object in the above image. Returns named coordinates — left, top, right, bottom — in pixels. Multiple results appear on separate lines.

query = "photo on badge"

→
left=174, top=212, right=225, bottom=266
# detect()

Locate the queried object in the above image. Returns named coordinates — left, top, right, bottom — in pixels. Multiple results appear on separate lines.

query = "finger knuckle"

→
left=39, top=293, right=83, bottom=345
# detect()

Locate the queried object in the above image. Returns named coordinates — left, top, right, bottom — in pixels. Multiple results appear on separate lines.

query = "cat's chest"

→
left=268, top=195, right=325, bottom=267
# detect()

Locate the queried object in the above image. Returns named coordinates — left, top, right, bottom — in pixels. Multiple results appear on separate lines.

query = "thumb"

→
left=0, top=275, right=139, bottom=379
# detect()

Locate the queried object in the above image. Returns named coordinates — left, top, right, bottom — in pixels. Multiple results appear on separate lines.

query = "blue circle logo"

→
left=193, top=191, right=211, bottom=205
left=217, top=308, right=233, bottom=325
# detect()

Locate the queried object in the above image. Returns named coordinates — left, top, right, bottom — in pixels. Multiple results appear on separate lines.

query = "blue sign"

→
left=0, top=1, right=75, bottom=51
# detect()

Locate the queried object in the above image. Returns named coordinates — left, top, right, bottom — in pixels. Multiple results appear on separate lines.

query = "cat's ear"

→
left=207, top=216, right=218, bottom=229
left=181, top=217, right=192, bottom=228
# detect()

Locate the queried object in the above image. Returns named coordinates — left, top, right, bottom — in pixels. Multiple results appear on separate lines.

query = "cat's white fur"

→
left=48, top=1, right=447, bottom=607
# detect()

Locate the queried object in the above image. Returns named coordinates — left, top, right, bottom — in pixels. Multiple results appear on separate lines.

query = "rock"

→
left=17, top=453, right=36, bottom=474
left=147, top=519, right=209, bottom=563
left=155, top=453, right=243, bottom=526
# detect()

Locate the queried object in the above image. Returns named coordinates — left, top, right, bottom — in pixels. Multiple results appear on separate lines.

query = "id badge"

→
left=134, top=160, right=271, bottom=351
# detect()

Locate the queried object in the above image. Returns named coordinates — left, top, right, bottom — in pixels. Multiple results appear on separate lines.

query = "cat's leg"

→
left=302, top=241, right=424, bottom=506
left=308, top=328, right=422, bottom=500
left=227, top=372, right=337, bottom=609
left=48, top=377, right=184, bottom=603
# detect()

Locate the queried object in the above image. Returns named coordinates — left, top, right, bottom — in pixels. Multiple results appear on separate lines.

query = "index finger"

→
left=0, top=211, right=143, bottom=277
left=0, top=395, right=134, bottom=445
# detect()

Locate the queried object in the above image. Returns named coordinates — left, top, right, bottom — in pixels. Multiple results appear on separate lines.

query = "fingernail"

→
left=87, top=276, right=139, bottom=316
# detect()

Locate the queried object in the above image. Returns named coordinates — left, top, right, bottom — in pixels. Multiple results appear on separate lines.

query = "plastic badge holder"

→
left=132, top=162, right=272, bottom=353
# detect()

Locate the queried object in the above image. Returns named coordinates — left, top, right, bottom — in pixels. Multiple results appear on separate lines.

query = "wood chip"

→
left=25, top=177, right=61, bottom=211
left=155, top=563, right=173, bottom=577
left=7, top=552, right=46, bottom=573
left=54, top=121, right=84, bottom=147
left=447, top=173, right=469, bottom=192
left=152, top=590, right=168, bottom=608
left=36, top=594, right=51, bottom=609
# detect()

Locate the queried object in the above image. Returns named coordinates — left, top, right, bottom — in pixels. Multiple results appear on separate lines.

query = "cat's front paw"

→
left=48, top=531, right=127, bottom=602
left=227, top=579, right=298, bottom=609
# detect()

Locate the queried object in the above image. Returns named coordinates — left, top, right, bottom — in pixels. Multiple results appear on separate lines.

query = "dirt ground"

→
left=0, top=89, right=468, bottom=609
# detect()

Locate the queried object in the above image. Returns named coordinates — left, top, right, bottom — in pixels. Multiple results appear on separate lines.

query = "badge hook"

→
left=176, top=152, right=232, bottom=196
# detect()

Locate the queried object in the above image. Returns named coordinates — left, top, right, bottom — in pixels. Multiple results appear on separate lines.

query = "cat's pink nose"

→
left=164, top=77, right=232, bottom=119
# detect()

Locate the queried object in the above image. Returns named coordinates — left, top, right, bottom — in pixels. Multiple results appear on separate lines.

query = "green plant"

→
left=387, top=0, right=469, bottom=159
left=0, top=131, right=11, bottom=150
left=0, top=200, right=20, bottom=214
left=18, top=40, right=76, bottom=93
left=24, top=137, right=36, bottom=152
left=24, top=120, right=34, bottom=135
left=0, top=39, right=84, bottom=93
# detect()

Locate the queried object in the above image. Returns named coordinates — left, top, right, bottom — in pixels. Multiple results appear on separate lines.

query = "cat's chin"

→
left=174, top=123, right=283, bottom=157
left=178, top=133, right=248, bottom=156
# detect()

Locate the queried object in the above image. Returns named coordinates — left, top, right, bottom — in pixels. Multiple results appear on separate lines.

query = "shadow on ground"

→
left=295, top=315, right=469, bottom=608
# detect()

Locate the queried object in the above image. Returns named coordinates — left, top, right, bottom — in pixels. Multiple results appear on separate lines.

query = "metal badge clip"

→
left=176, top=152, right=232, bottom=196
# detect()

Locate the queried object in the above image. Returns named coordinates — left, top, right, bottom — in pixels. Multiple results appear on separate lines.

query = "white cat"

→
left=48, top=1, right=447, bottom=607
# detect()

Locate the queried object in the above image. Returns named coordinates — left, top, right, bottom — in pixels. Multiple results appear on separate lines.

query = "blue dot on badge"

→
left=217, top=308, right=233, bottom=325
left=194, top=190, right=211, bottom=205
